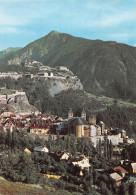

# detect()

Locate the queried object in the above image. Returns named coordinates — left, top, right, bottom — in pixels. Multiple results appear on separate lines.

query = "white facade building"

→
left=90, top=125, right=96, bottom=137
left=59, top=66, right=69, bottom=71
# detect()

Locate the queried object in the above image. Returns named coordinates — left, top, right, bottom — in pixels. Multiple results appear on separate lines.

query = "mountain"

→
left=2, top=31, right=136, bottom=100
left=0, top=47, right=22, bottom=61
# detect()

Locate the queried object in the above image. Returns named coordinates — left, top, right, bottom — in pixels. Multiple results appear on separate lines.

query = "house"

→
left=53, top=121, right=64, bottom=131
left=109, top=172, right=123, bottom=186
left=59, top=66, right=69, bottom=71
left=113, top=166, right=127, bottom=177
left=0, top=111, right=12, bottom=118
left=113, top=146, right=121, bottom=154
left=98, top=121, right=105, bottom=134
left=30, top=126, right=50, bottom=134
left=53, top=151, right=70, bottom=161
left=127, top=138, right=135, bottom=144
left=25, top=74, right=35, bottom=78
left=2, top=122, right=15, bottom=132
left=131, top=163, right=136, bottom=173
left=37, top=71, right=54, bottom=77
left=128, top=177, right=136, bottom=185
left=34, top=146, right=49, bottom=153
left=43, top=174, right=61, bottom=179
left=24, top=148, right=31, bottom=154
left=95, top=125, right=101, bottom=136
left=68, top=154, right=90, bottom=170
left=90, top=125, right=97, bottom=137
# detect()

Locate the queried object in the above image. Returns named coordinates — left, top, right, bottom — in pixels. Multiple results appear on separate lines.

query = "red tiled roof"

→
left=10, top=114, right=16, bottom=117
left=113, top=166, right=127, bottom=173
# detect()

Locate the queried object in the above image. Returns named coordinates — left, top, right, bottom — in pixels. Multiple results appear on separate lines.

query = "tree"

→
left=118, top=183, right=127, bottom=195
left=121, top=148, right=130, bottom=160
left=96, top=139, right=102, bottom=158
left=100, top=181, right=107, bottom=194
left=109, top=140, right=113, bottom=160
left=5, top=129, right=12, bottom=149
left=66, top=136, right=71, bottom=153
left=129, top=182, right=135, bottom=195
left=12, top=129, right=19, bottom=150
left=103, top=140, right=108, bottom=159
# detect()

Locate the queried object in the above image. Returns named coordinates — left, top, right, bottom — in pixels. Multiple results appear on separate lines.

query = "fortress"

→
left=0, top=91, right=28, bottom=105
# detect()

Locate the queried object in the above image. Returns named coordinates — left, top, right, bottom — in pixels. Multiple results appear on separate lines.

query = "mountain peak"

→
left=48, top=30, right=61, bottom=36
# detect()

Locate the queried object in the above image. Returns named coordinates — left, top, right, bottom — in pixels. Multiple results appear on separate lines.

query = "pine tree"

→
left=109, top=140, right=113, bottom=160
left=107, top=139, right=110, bottom=160
left=104, top=141, right=107, bottom=159
left=118, top=183, right=126, bottom=195
left=129, top=182, right=135, bottom=195
left=97, top=139, right=102, bottom=158
left=5, top=129, right=12, bottom=149
left=12, top=129, right=18, bottom=150
left=66, top=135, right=71, bottom=153
left=47, top=132, right=52, bottom=151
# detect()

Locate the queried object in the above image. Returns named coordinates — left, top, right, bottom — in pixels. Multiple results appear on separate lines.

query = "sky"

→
left=0, top=0, right=136, bottom=51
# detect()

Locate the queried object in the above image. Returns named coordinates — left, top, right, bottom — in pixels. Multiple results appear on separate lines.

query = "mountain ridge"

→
left=0, top=47, right=22, bottom=60
left=1, top=31, right=136, bottom=100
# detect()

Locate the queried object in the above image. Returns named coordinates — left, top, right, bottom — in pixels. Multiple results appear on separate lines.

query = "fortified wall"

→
left=0, top=91, right=29, bottom=105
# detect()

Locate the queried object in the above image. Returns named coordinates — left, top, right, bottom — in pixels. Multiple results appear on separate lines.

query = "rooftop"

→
left=68, top=117, right=87, bottom=126
left=113, top=166, right=127, bottom=173
left=110, top=172, right=122, bottom=180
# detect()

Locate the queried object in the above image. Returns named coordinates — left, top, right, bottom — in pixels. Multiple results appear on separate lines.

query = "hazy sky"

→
left=0, top=0, right=136, bottom=51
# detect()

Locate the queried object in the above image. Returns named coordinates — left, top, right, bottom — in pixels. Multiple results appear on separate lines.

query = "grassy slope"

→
left=87, top=92, right=136, bottom=113
left=0, top=177, right=81, bottom=195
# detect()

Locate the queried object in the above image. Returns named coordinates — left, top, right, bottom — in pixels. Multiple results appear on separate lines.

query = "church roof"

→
left=68, top=117, right=87, bottom=126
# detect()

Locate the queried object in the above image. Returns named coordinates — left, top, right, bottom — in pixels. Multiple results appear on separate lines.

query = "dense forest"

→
left=97, top=106, right=136, bottom=140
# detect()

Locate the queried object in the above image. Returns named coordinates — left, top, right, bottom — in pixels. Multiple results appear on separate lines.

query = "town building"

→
left=67, top=117, right=86, bottom=138
left=59, top=66, right=69, bottom=71
left=67, top=154, right=90, bottom=170
left=113, top=166, right=127, bottom=177
left=0, top=72, right=22, bottom=80
left=53, top=151, right=70, bottom=161
left=109, top=172, right=122, bottom=186
left=34, top=146, right=49, bottom=153
left=37, top=71, right=54, bottom=77
left=131, top=163, right=136, bottom=173
left=90, top=125, right=97, bottom=137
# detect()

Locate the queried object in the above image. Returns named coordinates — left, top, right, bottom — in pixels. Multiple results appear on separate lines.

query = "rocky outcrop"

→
left=49, top=76, right=83, bottom=96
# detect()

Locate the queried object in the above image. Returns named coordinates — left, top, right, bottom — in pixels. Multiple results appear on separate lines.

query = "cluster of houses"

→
left=23, top=144, right=136, bottom=186
left=24, top=66, right=75, bottom=81
left=22, top=60, right=43, bottom=67
left=0, top=106, right=136, bottom=187
left=0, top=111, right=54, bottom=134
left=0, top=65, right=76, bottom=82
left=0, top=72, right=22, bottom=80
left=0, top=107, right=135, bottom=147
